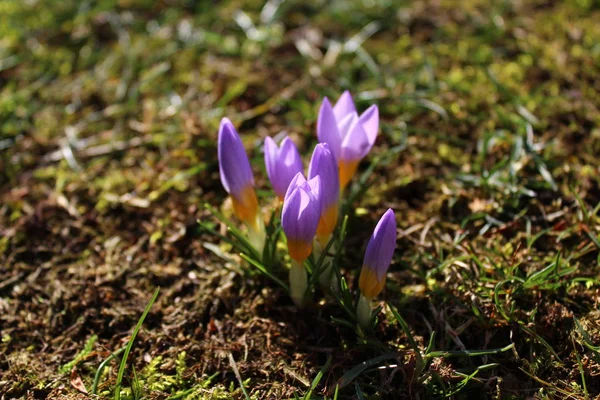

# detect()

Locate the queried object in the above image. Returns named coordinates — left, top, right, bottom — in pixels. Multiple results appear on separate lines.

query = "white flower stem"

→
left=245, top=214, right=266, bottom=255
left=356, top=294, right=373, bottom=330
left=289, top=259, right=308, bottom=308
left=314, top=234, right=338, bottom=292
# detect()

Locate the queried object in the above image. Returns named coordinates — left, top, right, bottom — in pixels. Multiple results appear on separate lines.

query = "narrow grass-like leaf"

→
left=240, top=253, right=289, bottom=292
left=203, top=203, right=260, bottom=259
left=494, top=279, right=523, bottom=321
left=337, top=353, right=400, bottom=388
left=198, top=219, right=254, bottom=258
left=425, top=344, right=514, bottom=358
left=387, top=304, right=423, bottom=366
left=308, top=233, right=337, bottom=288
left=426, top=256, right=471, bottom=278
left=114, top=287, right=160, bottom=400
left=518, top=324, right=561, bottom=361
left=522, top=261, right=558, bottom=289
left=572, top=338, right=589, bottom=399
left=573, top=317, right=600, bottom=362
left=571, top=188, right=590, bottom=222
left=226, top=227, right=261, bottom=260
left=227, top=352, right=251, bottom=400
left=518, top=368, right=583, bottom=399
left=92, top=347, right=126, bottom=395
left=330, top=316, right=355, bottom=330
left=425, top=331, right=436, bottom=355
left=354, top=382, right=366, bottom=400
left=303, top=355, right=332, bottom=400
left=446, top=363, right=498, bottom=397
left=131, top=365, right=141, bottom=400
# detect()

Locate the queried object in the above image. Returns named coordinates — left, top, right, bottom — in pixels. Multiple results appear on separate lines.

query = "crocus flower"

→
left=218, top=118, right=260, bottom=230
left=264, top=136, right=303, bottom=201
left=317, top=91, right=379, bottom=189
left=308, top=143, right=339, bottom=245
left=281, top=172, right=322, bottom=262
left=358, top=209, right=397, bottom=299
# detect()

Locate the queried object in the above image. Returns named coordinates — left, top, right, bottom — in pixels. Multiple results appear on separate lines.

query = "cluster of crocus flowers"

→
left=217, top=91, right=395, bottom=323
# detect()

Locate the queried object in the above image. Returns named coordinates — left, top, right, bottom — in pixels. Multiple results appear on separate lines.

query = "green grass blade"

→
left=519, top=324, right=561, bottom=361
left=387, top=304, right=424, bottom=367
left=240, top=253, right=289, bottom=292
left=425, top=344, right=514, bottom=358
left=354, top=382, right=366, bottom=400
left=337, top=353, right=400, bottom=388
left=114, top=287, right=160, bottom=400
left=92, top=347, right=126, bottom=395
left=303, top=355, right=332, bottom=400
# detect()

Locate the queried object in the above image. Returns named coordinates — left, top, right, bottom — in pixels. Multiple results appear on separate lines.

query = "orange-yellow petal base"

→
left=316, top=203, right=339, bottom=242
left=339, top=159, right=359, bottom=190
left=358, top=266, right=386, bottom=298
left=287, top=239, right=313, bottom=263
left=231, top=184, right=259, bottom=229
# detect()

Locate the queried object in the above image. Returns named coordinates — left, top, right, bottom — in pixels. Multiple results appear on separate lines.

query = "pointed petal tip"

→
left=284, top=171, right=306, bottom=202
left=264, top=135, right=276, bottom=146
left=218, top=118, right=239, bottom=141
left=333, top=91, right=357, bottom=120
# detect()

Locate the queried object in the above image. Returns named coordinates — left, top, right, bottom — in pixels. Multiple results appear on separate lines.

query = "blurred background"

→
left=1, top=0, right=600, bottom=398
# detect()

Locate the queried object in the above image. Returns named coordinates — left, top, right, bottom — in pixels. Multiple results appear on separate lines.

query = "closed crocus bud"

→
left=282, top=173, right=322, bottom=262
left=357, top=209, right=396, bottom=329
left=359, top=209, right=397, bottom=299
left=282, top=172, right=322, bottom=307
left=264, top=136, right=303, bottom=201
left=317, top=91, right=379, bottom=190
left=308, top=143, right=339, bottom=245
left=218, top=118, right=265, bottom=252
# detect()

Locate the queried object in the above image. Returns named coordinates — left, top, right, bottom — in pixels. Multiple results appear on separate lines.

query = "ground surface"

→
left=1, top=0, right=600, bottom=399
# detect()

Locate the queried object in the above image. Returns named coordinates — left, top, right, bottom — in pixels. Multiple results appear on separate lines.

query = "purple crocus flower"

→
left=281, top=172, right=322, bottom=262
left=218, top=118, right=259, bottom=228
left=358, top=209, right=396, bottom=298
left=317, top=91, right=379, bottom=189
left=308, top=143, right=339, bottom=243
left=264, top=136, right=304, bottom=201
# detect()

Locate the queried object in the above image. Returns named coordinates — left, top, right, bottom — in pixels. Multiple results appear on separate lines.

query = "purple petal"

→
left=264, top=136, right=303, bottom=199
left=336, top=112, right=356, bottom=140
left=359, top=105, right=379, bottom=146
left=277, top=137, right=304, bottom=194
left=363, top=209, right=397, bottom=280
left=286, top=173, right=321, bottom=212
left=305, top=175, right=322, bottom=214
left=317, top=97, right=342, bottom=162
left=284, top=172, right=306, bottom=203
left=308, top=143, right=339, bottom=209
left=281, top=186, right=321, bottom=243
left=339, top=114, right=372, bottom=162
left=333, top=90, right=356, bottom=121
left=218, top=118, right=254, bottom=197
left=264, top=136, right=279, bottom=190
